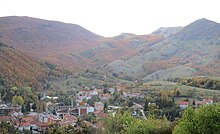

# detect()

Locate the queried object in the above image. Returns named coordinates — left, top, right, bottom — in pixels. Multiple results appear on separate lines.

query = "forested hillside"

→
left=0, top=42, right=70, bottom=89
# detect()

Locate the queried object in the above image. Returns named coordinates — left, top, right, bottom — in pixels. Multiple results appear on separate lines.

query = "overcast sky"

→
left=1, top=0, right=219, bottom=37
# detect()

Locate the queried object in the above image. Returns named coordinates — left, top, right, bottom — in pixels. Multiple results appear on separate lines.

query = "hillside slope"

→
left=0, top=16, right=164, bottom=69
left=151, top=27, right=183, bottom=38
left=0, top=42, right=47, bottom=89
left=80, top=33, right=164, bottom=67
left=0, top=16, right=103, bottom=69
left=106, top=18, right=220, bottom=80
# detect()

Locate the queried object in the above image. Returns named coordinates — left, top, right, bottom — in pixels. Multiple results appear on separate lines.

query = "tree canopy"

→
left=173, top=104, right=220, bottom=134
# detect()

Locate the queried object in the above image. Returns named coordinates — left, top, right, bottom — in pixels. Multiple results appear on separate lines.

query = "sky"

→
left=1, top=0, right=220, bottom=37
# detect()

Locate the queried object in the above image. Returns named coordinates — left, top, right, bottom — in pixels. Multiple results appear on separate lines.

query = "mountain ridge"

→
left=174, top=18, right=220, bottom=40
left=0, top=16, right=104, bottom=69
left=0, top=16, right=219, bottom=81
left=106, top=18, right=220, bottom=80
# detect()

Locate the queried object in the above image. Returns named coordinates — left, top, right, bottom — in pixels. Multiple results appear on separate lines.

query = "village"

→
left=0, top=81, right=215, bottom=133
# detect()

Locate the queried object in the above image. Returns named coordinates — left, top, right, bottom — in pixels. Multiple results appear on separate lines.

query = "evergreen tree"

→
left=26, top=102, right=31, bottom=112
left=21, top=105, right=25, bottom=113
left=104, top=102, right=108, bottom=113
left=32, top=103, right=37, bottom=112
left=144, top=100, right=149, bottom=112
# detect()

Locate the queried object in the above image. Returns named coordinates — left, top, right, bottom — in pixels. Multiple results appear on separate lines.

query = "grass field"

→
left=144, top=81, right=220, bottom=102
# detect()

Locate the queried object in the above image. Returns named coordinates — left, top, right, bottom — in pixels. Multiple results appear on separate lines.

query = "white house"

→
left=19, top=122, right=31, bottom=131
left=179, top=101, right=189, bottom=110
left=87, top=106, right=94, bottom=113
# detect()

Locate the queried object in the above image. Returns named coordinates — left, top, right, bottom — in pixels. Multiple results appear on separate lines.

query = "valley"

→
left=0, top=16, right=219, bottom=134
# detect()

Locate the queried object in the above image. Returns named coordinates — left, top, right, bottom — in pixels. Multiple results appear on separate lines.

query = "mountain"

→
left=1, top=16, right=219, bottom=81
left=0, top=16, right=103, bottom=69
left=174, top=18, right=220, bottom=40
left=0, top=41, right=70, bottom=89
left=0, top=42, right=46, bottom=89
left=151, top=27, right=183, bottom=38
left=80, top=33, right=164, bottom=67
left=0, top=16, right=164, bottom=69
left=106, top=18, right=220, bottom=80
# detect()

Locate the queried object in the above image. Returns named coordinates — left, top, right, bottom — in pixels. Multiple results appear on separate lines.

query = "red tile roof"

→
left=59, top=114, right=77, bottom=127
left=203, top=99, right=213, bottom=103
left=20, top=122, right=31, bottom=127
left=79, top=101, right=86, bottom=106
left=94, top=122, right=104, bottom=128
left=94, top=111, right=108, bottom=118
left=63, top=114, right=77, bottom=121
left=22, top=116, right=34, bottom=123
left=179, top=101, right=189, bottom=105
left=48, top=115, right=61, bottom=121
left=0, top=116, right=15, bottom=122
left=84, top=121, right=93, bottom=127
left=195, top=101, right=205, bottom=105
left=99, top=94, right=111, bottom=99
left=36, top=122, right=50, bottom=127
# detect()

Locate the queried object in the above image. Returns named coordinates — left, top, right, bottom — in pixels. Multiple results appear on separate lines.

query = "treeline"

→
left=167, top=77, right=220, bottom=90
left=0, top=85, right=46, bottom=114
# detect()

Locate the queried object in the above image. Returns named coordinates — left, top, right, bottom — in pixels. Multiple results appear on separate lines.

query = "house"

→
left=194, top=98, right=213, bottom=108
left=38, top=113, right=61, bottom=124
left=79, top=101, right=87, bottom=106
left=108, top=106, right=121, bottom=111
left=131, top=111, right=137, bottom=116
left=45, top=101, right=54, bottom=112
left=69, top=108, right=79, bottom=116
left=19, top=122, right=31, bottom=131
left=85, top=94, right=92, bottom=100
left=69, top=107, right=88, bottom=116
left=55, top=106, right=75, bottom=117
left=35, top=122, right=50, bottom=132
left=89, top=89, right=98, bottom=96
left=77, top=91, right=91, bottom=101
left=203, top=98, right=213, bottom=104
left=94, top=111, right=108, bottom=118
left=84, top=121, right=94, bottom=127
left=122, top=92, right=143, bottom=98
left=116, top=83, right=125, bottom=91
left=39, top=113, right=48, bottom=123
left=179, top=101, right=190, bottom=110
left=194, top=100, right=204, bottom=107
left=99, top=94, right=111, bottom=100
left=41, top=93, right=58, bottom=100
left=79, top=107, right=88, bottom=115
left=0, top=116, right=15, bottom=123
left=59, top=114, right=77, bottom=127
left=55, top=105, right=92, bottom=117
left=0, top=104, right=15, bottom=116
left=96, top=88, right=104, bottom=93
left=108, top=88, right=115, bottom=94
left=20, top=115, right=39, bottom=131
left=94, top=102, right=104, bottom=111
left=130, top=103, right=144, bottom=110
left=87, top=106, right=94, bottom=113
left=22, top=116, right=36, bottom=123
left=47, top=115, right=61, bottom=124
